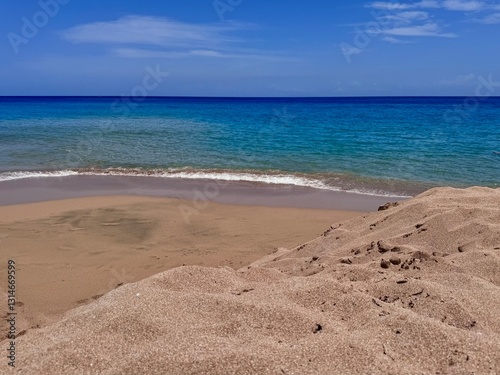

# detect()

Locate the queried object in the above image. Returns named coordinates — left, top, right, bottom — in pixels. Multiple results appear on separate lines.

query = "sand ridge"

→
left=2, top=187, right=500, bottom=374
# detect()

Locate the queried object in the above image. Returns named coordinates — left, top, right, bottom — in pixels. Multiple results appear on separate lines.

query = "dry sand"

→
left=0, top=195, right=358, bottom=344
left=2, top=187, right=500, bottom=374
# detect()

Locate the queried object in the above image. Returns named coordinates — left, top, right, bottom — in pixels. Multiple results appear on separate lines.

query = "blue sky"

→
left=1, top=0, right=499, bottom=96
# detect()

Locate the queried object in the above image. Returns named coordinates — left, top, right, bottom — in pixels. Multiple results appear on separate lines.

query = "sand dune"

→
left=2, top=187, right=500, bottom=374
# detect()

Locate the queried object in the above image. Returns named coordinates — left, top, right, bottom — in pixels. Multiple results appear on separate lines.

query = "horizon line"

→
left=1, top=95, right=499, bottom=99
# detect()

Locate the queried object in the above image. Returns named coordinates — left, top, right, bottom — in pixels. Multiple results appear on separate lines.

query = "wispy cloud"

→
left=378, top=11, right=431, bottom=24
left=382, top=36, right=414, bottom=43
left=442, top=0, right=484, bottom=11
left=368, top=0, right=488, bottom=11
left=380, top=22, right=456, bottom=36
left=397, top=11, right=431, bottom=20
left=61, top=16, right=244, bottom=47
left=364, top=0, right=499, bottom=43
left=368, top=1, right=439, bottom=10
left=113, top=47, right=295, bottom=61
left=61, top=15, right=287, bottom=61
left=475, top=12, right=500, bottom=23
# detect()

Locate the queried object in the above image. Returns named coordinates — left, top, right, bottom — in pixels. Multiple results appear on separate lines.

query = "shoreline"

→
left=0, top=175, right=403, bottom=211
left=0, top=175, right=401, bottom=338
left=0, top=167, right=429, bottom=198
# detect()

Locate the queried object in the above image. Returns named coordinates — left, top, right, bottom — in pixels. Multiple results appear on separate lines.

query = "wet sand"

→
left=0, top=175, right=401, bottom=210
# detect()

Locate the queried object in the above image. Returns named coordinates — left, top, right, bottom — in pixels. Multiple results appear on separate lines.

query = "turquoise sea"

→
left=0, top=97, right=498, bottom=197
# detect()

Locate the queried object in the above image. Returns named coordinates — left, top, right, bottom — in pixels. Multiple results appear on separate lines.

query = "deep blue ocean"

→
left=0, top=96, right=498, bottom=197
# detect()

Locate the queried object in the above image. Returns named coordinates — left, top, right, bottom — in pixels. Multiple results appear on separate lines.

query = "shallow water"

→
left=0, top=96, right=498, bottom=196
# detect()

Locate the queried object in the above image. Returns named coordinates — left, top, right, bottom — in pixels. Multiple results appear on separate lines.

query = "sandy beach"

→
left=3, top=0, right=499, bottom=372
left=0, top=185, right=499, bottom=374
left=0, top=192, right=360, bottom=346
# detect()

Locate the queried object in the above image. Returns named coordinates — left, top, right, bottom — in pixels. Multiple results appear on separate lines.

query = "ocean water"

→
left=0, top=96, right=498, bottom=197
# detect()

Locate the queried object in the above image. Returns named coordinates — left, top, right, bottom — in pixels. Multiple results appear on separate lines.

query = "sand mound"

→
left=3, top=187, right=500, bottom=374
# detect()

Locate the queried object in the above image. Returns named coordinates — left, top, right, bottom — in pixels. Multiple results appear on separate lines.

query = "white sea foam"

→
left=0, top=170, right=79, bottom=182
left=106, top=169, right=410, bottom=197
left=159, top=170, right=335, bottom=190
left=0, top=168, right=410, bottom=198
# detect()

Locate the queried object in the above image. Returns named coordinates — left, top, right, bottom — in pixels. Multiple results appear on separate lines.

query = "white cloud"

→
left=369, top=2, right=414, bottom=10
left=398, top=11, right=431, bottom=19
left=113, top=48, right=188, bottom=59
left=62, top=16, right=291, bottom=61
left=368, top=0, right=490, bottom=11
left=364, top=0, right=500, bottom=45
left=442, top=0, right=485, bottom=11
left=378, top=11, right=430, bottom=24
left=382, top=36, right=413, bottom=42
left=368, top=1, right=439, bottom=10
left=379, top=22, right=456, bottom=36
left=365, top=3, right=454, bottom=40
left=476, top=12, right=500, bottom=23
left=61, top=16, right=244, bottom=48
left=113, top=47, right=294, bottom=61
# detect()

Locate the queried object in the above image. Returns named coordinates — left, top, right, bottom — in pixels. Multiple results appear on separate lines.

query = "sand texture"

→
left=2, top=187, right=500, bottom=374
left=0, top=196, right=356, bottom=343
